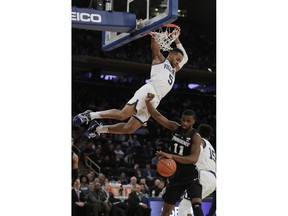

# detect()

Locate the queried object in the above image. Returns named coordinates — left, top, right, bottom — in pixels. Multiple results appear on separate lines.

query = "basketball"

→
left=157, top=158, right=177, bottom=177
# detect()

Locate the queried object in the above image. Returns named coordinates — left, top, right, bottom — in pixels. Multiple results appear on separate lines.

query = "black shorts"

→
left=162, top=178, right=202, bottom=205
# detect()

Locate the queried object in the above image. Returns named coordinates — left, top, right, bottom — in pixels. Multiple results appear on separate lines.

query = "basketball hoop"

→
left=150, top=24, right=181, bottom=51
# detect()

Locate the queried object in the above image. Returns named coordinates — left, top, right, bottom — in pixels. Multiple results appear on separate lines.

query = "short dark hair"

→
left=197, top=124, right=213, bottom=139
left=182, top=109, right=195, bottom=117
left=170, top=47, right=183, bottom=56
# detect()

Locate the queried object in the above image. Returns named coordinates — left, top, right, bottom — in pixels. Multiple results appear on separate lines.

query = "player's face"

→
left=181, top=115, right=195, bottom=130
left=169, top=52, right=183, bottom=68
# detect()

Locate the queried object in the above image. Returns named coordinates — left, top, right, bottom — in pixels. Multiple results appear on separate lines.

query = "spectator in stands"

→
left=106, top=141, right=116, bottom=159
left=127, top=184, right=151, bottom=216
left=114, top=144, right=125, bottom=159
left=101, top=155, right=114, bottom=176
left=79, top=174, right=90, bottom=200
left=141, top=142, right=154, bottom=160
left=87, top=171, right=95, bottom=182
left=130, top=135, right=141, bottom=148
left=118, top=172, right=129, bottom=185
left=86, top=182, right=100, bottom=216
left=94, top=177, right=100, bottom=185
left=95, top=182, right=111, bottom=216
left=134, top=164, right=142, bottom=178
left=102, top=183, right=111, bottom=200
left=72, top=179, right=87, bottom=216
left=141, top=163, right=155, bottom=180
left=124, top=146, right=136, bottom=167
left=128, top=176, right=138, bottom=190
left=114, top=154, right=124, bottom=169
left=150, top=178, right=160, bottom=197
left=98, top=173, right=106, bottom=186
left=139, top=178, right=150, bottom=196
left=104, top=177, right=110, bottom=186
left=92, top=146, right=103, bottom=165
left=108, top=192, right=127, bottom=216
left=81, top=140, right=95, bottom=164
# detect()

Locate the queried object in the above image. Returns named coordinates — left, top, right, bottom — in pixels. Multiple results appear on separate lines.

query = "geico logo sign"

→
left=71, top=12, right=102, bottom=23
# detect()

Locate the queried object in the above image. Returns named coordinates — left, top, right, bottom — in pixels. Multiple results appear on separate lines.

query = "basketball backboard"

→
left=101, top=0, right=178, bottom=51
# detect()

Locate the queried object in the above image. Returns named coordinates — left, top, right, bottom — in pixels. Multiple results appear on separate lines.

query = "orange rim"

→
left=165, top=23, right=180, bottom=28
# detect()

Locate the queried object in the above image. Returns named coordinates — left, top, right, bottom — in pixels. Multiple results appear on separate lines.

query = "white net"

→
left=150, top=24, right=181, bottom=51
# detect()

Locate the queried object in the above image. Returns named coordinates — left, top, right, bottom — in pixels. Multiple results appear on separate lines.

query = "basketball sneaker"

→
left=73, top=110, right=92, bottom=126
left=84, top=120, right=101, bottom=139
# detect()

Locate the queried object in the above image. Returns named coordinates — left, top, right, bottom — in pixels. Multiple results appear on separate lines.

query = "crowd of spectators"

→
left=72, top=171, right=168, bottom=216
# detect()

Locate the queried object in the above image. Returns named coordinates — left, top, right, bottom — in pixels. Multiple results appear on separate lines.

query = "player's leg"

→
left=84, top=116, right=143, bottom=137
left=161, top=202, right=175, bottom=216
left=161, top=185, right=185, bottom=216
left=90, top=104, right=136, bottom=121
left=73, top=104, right=135, bottom=126
left=98, top=116, right=143, bottom=134
left=187, top=182, right=204, bottom=216
left=191, top=198, right=204, bottom=216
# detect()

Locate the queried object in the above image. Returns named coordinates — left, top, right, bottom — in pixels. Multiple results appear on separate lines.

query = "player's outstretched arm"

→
left=174, top=36, right=188, bottom=72
left=150, top=34, right=165, bottom=64
left=145, top=93, right=179, bottom=131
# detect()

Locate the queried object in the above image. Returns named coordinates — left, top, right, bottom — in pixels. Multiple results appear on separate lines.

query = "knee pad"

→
left=192, top=203, right=204, bottom=216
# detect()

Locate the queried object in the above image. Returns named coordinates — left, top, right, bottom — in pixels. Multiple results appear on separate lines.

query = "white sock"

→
left=96, top=125, right=109, bottom=134
left=90, top=112, right=102, bottom=120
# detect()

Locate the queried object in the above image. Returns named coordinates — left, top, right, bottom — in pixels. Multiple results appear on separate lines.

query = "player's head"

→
left=181, top=109, right=196, bottom=130
left=167, top=48, right=184, bottom=68
left=197, top=124, right=213, bottom=140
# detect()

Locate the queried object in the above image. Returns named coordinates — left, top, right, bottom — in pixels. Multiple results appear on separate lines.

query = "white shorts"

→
left=178, top=170, right=216, bottom=216
left=127, top=83, right=160, bottom=123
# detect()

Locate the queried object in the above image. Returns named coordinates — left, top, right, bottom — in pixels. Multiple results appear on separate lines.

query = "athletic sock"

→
left=90, top=112, right=102, bottom=119
left=96, top=125, right=109, bottom=134
left=192, top=203, right=204, bottom=216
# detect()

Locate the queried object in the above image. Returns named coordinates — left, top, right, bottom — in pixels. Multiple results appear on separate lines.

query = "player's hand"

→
left=146, top=93, right=155, bottom=102
left=156, top=150, right=172, bottom=159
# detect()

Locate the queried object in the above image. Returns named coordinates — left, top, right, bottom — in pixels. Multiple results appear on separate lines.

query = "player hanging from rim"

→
left=145, top=93, right=204, bottom=216
left=73, top=25, right=188, bottom=136
left=178, top=124, right=216, bottom=216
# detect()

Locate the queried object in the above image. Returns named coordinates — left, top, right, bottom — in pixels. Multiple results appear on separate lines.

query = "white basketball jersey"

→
left=196, top=138, right=216, bottom=174
left=148, top=59, right=176, bottom=99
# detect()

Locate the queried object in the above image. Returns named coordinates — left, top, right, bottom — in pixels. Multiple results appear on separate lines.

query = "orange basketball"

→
left=157, top=158, right=177, bottom=177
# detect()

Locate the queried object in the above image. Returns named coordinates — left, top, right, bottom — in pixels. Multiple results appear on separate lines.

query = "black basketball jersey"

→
left=168, top=127, right=199, bottom=183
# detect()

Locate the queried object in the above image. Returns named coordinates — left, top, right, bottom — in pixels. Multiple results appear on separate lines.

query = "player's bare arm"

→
left=157, top=133, right=202, bottom=164
left=150, top=34, right=165, bottom=64
left=145, top=93, right=179, bottom=131
left=174, top=37, right=189, bottom=72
